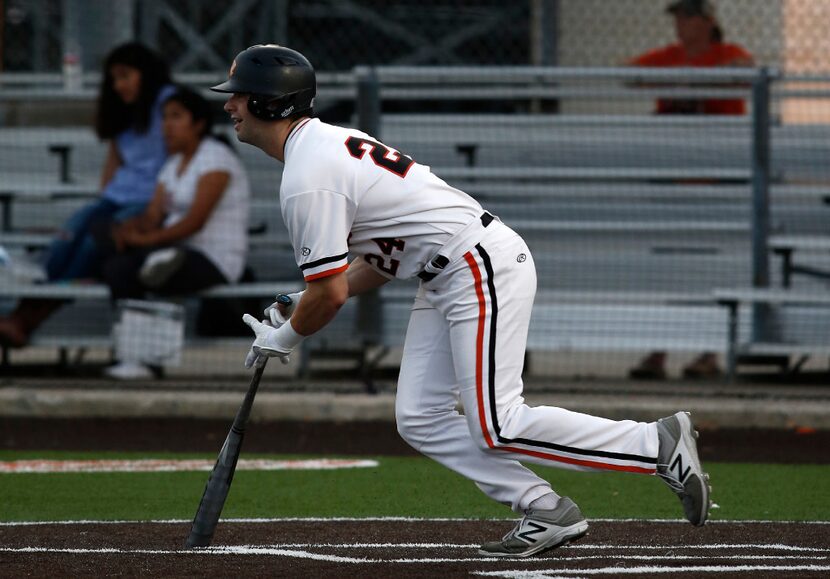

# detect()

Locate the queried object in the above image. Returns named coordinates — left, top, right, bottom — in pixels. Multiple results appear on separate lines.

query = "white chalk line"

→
left=473, top=564, right=830, bottom=577
left=0, top=546, right=368, bottom=564
left=0, top=516, right=522, bottom=527
left=1, top=516, right=829, bottom=526
left=235, top=542, right=830, bottom=553
left=566, top=544, right=830, bottom=553
left=1, top=543, right=828, bottom=566
left=0, top=546, right=494, bottom=564
left=0, top=458, right=379, bottom=474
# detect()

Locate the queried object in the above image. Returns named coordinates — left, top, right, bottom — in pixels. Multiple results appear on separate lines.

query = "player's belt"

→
left=417, top=212, right=494, bottom=282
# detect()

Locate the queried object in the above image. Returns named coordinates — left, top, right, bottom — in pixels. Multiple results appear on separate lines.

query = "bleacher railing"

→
left=2, top=67, right=830, bottom=379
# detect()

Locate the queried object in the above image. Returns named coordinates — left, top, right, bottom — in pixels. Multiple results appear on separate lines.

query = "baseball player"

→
left=213, top=45, right=711, bottom=558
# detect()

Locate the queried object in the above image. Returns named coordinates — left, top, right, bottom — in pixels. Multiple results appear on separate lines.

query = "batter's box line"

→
left=566, top=543, right=830, bottom=553
left=214, top=545, right=830, bottom=564
left=1, top=546, right=827, bottom=567
left=238, top=542, right=830, bottom=553
left=2, top=517, right=829, bottom=527
left=472, top=564, right=830, bottom=577
left=0, top=546, right=532, bottom=565
left=0, top=546, right=371, bottom=564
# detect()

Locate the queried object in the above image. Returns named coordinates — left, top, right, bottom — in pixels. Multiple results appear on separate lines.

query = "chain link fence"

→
left=3, top=1, right=830, bottom=73
left=2, top=1, right=830, bottom=383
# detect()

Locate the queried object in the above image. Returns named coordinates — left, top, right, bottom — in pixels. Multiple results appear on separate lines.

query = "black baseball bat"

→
left=185, top=360, right=266, bottom=548
left=185, top=294, right=293, bottom=548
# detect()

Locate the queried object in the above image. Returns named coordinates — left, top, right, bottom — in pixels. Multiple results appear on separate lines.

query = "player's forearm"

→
left=290, top=273, right=349, bottom=336
left=346, top=258, right=391, bottom=297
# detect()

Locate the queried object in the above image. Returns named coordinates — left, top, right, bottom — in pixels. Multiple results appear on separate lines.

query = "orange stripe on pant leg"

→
left=463, top=251, right=495, bottom=449
left=495, top=444, right=656, bottom=474
left=463, top=252, right=655, bottom=475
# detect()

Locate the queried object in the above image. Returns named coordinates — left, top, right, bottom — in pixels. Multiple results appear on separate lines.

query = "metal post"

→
left=0, top=0, right=4, bottom=73
left=529, top=0, right=558, bottom=67
left=61, top=0, right=83, bottom=91
left=31, top=0, right=47, bottom=71
left=111, top=0, right=136, bottom=45
left=78, top=0, right=135, bottom=73
left=355, top=68, right=382, bottom=363
left=273, top=0, right=289, bottom=45
left=750, top=67, right=771, bottom=342
left=139, top=0, right=160, bottom=47
left=529, top=0, right=557, bottom=113
left=356, top=67, right=381, bottom=137
left=724, top=300, right=738, bottom=382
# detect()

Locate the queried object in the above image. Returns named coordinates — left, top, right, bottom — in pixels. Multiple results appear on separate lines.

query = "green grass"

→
left=0, top=450, right=827, bottom=522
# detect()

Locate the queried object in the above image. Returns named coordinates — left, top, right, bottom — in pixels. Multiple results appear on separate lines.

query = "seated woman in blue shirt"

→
left=0, top=42, right=175, bottom=347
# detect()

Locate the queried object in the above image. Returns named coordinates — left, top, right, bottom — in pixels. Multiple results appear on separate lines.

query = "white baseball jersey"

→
left=278, top=117, right=664, bottom=518
left=280, top=118, right=483, bottom=282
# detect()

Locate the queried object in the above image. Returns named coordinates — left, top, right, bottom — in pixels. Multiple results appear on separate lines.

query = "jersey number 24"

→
left=345, top=136, right=414, bottom=178
left=345, top=137, right=411, bottom=276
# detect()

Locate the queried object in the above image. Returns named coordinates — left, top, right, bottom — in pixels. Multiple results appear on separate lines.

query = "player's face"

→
left=162, top=101, right=204, bottom=154
left=110, top=64, right=142, bottom=105
left=224, top=93, right=253, bottom=143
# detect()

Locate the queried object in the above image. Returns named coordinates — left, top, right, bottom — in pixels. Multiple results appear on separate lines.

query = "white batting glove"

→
left=243, top=318, right=275, bottom=369
left=242, top=313, right=305, bottom=369
left=263, top=290, right=304, bottom=327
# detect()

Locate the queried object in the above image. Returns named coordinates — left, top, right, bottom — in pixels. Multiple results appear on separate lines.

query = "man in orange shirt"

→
left=627, top=0, right=754, bottom=380
left=630, top=0, right=754, bottom=115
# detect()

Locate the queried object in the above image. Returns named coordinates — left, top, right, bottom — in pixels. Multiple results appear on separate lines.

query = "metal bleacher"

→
left=362, top=67, right=830, bottom=376
left=3, top=66, right=830, bottom=379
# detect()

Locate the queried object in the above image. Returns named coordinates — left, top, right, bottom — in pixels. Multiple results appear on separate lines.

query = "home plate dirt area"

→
left=1, top=519, right=828, bottom=578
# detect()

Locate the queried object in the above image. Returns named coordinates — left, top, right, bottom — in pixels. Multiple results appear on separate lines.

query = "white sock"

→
left=529, top=492, right=561, bottom=511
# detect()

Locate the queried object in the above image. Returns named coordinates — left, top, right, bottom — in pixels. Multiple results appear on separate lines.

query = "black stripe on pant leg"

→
left=476, top=243, right=502, bottom=447
left=474, top=243, right=656, bottom=465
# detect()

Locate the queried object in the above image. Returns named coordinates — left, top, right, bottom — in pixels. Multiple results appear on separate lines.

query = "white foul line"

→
left=1, top=544, right=828, bottom=566
left=473, top=565, right=830, bottom=576
left=565, top=543, right=830, bottom=553
left=0, top=458, right=379, bottom=474
left=1, top=517, right=829, bottom=527
left=0, top=517, right=498, bottom=526
left=243, top=542, right=830, bottom=554
left=0, top=546, right=370, bottom=564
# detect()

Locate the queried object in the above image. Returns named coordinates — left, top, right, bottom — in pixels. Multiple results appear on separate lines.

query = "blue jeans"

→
left=44, top=198, right=146, bottom=281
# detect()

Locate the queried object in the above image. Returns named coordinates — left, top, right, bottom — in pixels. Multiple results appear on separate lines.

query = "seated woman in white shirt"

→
left=97, top=86, right=250, bottom=302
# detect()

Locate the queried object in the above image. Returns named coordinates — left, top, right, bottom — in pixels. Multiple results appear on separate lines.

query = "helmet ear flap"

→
left=247, top=94, right=276, bottom=121
left=247, top=93, right=298, bottom=121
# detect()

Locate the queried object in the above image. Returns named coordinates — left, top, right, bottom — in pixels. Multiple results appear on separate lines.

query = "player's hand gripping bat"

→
left=185, top=294, right=293, bottom=548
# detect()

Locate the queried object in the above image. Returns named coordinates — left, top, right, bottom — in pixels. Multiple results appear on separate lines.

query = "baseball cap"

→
left=666, top=0, right=716, bottom=18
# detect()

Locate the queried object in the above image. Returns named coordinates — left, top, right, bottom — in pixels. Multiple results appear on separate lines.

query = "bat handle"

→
left=234, top=360, right=266, bottom=430
left=274, top=294, right=294, bottom=365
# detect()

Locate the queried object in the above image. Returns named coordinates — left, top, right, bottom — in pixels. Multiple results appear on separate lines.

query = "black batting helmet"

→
left=211, top=45, right=316, bottom=121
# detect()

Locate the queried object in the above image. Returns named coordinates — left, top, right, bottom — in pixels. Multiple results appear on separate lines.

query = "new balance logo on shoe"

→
left=516, top=521, right=547, bottom=544
left=671, top=454, right=691, bottom=483
left=478, top=497, right=589, bottom=558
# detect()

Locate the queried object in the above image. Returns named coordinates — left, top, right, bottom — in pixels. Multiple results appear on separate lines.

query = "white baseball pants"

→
left=395, top=220, right=659, bottom=513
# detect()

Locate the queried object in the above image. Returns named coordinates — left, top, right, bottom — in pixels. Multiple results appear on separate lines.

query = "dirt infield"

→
left=1, top=519, right=828, bottom=578
left=3, top=420, right=828, bottom=576
left=3, top=418, right=830, bottom=463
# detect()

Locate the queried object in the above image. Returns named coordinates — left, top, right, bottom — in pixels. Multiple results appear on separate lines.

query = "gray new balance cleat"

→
left=478, top=497, right=589, bottom=558
left=657, top=411, right=712, bottom=526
